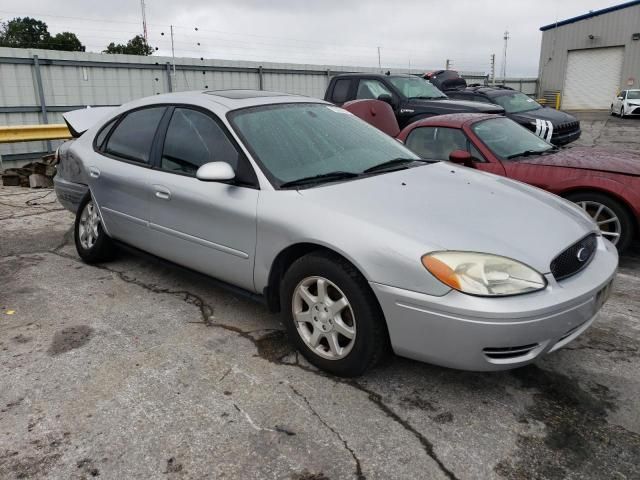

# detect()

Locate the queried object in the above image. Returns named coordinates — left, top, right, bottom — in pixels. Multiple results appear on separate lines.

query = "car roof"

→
left=412, top=113, right=501, bottom=128
left=463, top=86, right=517, bottom=97
left=332, top=73, right=415, bottom=79
left=116, top=90, right=327, bottom=113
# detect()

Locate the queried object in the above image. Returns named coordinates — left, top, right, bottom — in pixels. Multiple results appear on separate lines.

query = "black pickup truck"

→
left=324, top=73, right=504, bottom=128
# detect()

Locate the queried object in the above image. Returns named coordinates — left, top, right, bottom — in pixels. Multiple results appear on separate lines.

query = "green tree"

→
left=51, top=32, right=85, bottom=52
left=0, top=17, right=50, bottom=48
left=0, top=17, right=85, bottom=51
left=103, top=35, right=153, bottom=56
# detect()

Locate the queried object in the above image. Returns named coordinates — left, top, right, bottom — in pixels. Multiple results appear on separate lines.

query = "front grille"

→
left=550, top=233, right=597, bottom=281
left=483, top=343, right=539, bottom=360
left=552, top=120, right=580, bottom=136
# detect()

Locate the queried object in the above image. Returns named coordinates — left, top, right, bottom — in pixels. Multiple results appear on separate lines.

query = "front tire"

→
left=280, top=251, right=388, bottom=377
left=74, top=194, right=115, bottom=263
left=620, top=106, right=625, bottom=118
left=566, top=192, right=634, bottom=252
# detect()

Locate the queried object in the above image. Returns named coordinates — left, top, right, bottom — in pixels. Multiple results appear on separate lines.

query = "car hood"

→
left=519, top=147, right=640, bottom=176
left=299, top=163, right=595, bottom=273
left=510, top=107, right=577, bottom=125
left=408, top=98, right=505, bottom=114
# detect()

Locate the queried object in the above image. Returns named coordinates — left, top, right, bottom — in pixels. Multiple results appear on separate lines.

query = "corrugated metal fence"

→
left=0, top=47, right=537, bottom=166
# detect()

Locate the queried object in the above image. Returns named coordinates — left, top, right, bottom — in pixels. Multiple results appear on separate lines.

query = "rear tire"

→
left=565, top=192, right=635, bottom=252
left=280, top=251, right=388, bottom=377
left=74, top=193, right=116, bottom=264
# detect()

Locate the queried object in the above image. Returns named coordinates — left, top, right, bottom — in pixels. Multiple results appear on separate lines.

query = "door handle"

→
left=89, top=167, right=100, bottom=179
left=153, top=185, right=171, bottom=200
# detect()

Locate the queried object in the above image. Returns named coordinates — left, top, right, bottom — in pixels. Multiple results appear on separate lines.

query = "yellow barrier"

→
left=0, top=124, right=71, bottom=144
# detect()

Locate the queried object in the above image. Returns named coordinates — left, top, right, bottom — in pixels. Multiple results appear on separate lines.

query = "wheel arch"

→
left=264, top=242, right=377, bottom=314
left=560, top=186, right=639, bottom=236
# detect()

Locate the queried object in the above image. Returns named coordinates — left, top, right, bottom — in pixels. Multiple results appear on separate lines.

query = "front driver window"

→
left=161, top=108, right=240, bottom=176
left=356, top=80, right=392, bottom=100
left=405, top=127, right=468, bottom=160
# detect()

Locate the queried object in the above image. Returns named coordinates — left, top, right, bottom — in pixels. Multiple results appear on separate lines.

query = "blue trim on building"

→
left=540, top=0, right=640, bottom=31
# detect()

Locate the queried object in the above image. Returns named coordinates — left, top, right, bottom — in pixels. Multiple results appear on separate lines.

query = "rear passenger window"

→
left=95, top=118, right=117, bottom=150
left=104, top=107, right=165, bottom=163
left=331, top=79, right=352, bottom=104
left=161, top=108, right=240, bottom=176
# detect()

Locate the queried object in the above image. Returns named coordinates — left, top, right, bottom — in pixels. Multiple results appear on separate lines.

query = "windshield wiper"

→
left=279, top=171, right=360, bottom=189
left=507, top=149, right=556, bottom=159
left=409, top=95, right=448, bottom=100
left=363, top=158, right=430, bottom=174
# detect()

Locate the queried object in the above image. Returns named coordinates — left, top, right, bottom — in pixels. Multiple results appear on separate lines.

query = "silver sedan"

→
left=54, top=90, right=618, bottom=376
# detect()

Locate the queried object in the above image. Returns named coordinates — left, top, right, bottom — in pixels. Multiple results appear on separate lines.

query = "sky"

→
left=0, top=0, right=622, bottom=76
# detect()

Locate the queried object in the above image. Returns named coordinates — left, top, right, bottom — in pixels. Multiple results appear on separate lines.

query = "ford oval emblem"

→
left=576, top=247, right=589, bottom=262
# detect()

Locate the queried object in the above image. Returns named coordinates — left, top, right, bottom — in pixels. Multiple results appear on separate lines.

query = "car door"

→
left=403, top=126, right=506, bottom=175
left=615, top=91, right=625, bottom=113
left=89, top=106, right=167, bottom=250
left=145, top=106, right=260, bottom=291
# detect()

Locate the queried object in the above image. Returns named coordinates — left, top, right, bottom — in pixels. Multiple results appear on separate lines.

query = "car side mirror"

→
left=377, top=93, right=395, bottom=107
left=196, top=162, right=236, bottom=182
left=448, top=150, right=476, bottom=168
left=617, top=96, right=624, bottom=100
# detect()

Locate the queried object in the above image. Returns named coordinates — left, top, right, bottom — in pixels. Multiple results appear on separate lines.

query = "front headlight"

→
left=421, top=251, right=547, bottom=297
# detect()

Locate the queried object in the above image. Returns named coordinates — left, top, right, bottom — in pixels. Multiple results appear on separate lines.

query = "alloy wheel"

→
left=576, top=200, right=621, bottom=245
left=292, top=276, right=356, bottom=360
left=78, top=200, right=101, bottom=250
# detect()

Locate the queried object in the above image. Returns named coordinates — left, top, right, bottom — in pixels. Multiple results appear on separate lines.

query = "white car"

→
left=611, top=89, right=640, bottom=118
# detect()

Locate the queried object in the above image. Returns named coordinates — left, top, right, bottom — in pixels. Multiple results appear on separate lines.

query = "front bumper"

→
left=371, top=237, right=618, bottom=371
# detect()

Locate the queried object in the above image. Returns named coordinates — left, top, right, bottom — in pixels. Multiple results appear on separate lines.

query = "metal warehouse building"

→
left=538, top=0, right=640, bottom=110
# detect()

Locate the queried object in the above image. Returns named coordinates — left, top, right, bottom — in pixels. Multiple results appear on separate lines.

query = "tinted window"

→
left=95, top=118, right=117, bottom=150
left=387, top=77, right=447, bottom=99
left=105, top=107, right=165, bottom=163
left=356, top=80, right=392, bottom=100
left=331, top=79, right=352, bottom=103
left=405, top=127, right=468, bottom=160
left=491, top=92, right=541, bottom=113
left=473, top=95, right=493, bottom=104
left=161, top=108, right=239, bottom=175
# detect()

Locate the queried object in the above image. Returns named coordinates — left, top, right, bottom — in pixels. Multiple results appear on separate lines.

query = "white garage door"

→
left=562, top=47, right=624, bottom=110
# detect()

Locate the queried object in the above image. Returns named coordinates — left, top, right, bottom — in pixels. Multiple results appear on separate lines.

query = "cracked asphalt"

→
left=1, top=112, right=639, bottom=479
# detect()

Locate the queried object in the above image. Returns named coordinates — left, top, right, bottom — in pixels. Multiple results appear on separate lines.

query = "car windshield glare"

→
left=229, top=103, right=420, bottom=187
left=627, top=91, right=640, bottom=100
left=492, top=92, right=541, bottom=113
left=472, top=117, right=553, bottom=159
left=388, top=77, right=447, bottom=99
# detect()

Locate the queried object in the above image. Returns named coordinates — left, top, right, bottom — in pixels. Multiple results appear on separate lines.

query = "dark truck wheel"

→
left=74, top=194, right=115, bottom=263
left=280, top=251, right=388, bottom=377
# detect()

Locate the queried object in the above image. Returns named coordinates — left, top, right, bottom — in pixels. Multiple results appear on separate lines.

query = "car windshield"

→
left=471, top=117, right=554, bottom=159
left=627, top=91, right=640, bottom=100
left=229, top=103, right=421, bottom=187
left=388, top=77, right=448, bottom=99
left=491, top=92, right=541, bottom=113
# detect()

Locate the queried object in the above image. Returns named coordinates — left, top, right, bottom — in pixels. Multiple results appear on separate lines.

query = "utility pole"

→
left=140, top=0, right=148, bottom=41
left=490, top=53, right=496, bottom=85
left=377, top=47, right=382, bottom=72
left=170, top=25, right=176, bottom=77
left=445, top=59, right=451, bottom=70
left=501, top=30, right=509, bottom=82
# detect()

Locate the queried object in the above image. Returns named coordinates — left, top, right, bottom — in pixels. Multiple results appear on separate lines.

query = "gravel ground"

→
left=1, top=112, right=639, bottom=479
